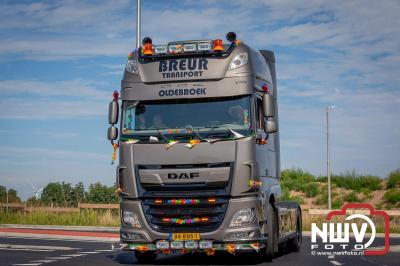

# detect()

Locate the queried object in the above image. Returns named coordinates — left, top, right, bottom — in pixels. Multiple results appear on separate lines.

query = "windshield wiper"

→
left=203, top=125, right=245, bottom=139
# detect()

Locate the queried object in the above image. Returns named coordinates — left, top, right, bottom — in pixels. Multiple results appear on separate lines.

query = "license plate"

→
left=172, top=233, right=200, bottom=241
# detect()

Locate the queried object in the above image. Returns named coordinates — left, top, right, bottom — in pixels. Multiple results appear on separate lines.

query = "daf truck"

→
left=107, top=32, right=302, bottom=263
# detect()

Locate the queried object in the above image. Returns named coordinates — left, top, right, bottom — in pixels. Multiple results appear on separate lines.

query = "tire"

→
left=288, top=207, right=302, bottom=252
left=265, top=202, right=277, bottom=261
left=134, top=251, right=157, bottom=264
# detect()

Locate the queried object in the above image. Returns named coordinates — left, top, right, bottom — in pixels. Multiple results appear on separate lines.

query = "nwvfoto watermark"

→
left=310, top=203, right=390, bottom=256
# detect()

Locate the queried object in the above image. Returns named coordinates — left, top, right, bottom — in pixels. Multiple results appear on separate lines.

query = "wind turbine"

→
left=30, top=182, right=43, bottom=200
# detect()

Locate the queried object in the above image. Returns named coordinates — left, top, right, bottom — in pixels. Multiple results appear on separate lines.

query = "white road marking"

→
left=0, top=248, right=52, bottom=252
left=330, top=261, right=342, bottom=266
left=12, top=264, right=42, bottom=266
left=30, top=260, right=56, bottom=263
left=61, top=254, right=85, bottom=257
left=77, top=251, right=99, bottom=254
left=367, top=244, right=400, bottom=253
left=0, top=244, right=76, bottom=251
left=94, top=249, right=115, bottom=252
left=45, top=257, right=71, bottom=260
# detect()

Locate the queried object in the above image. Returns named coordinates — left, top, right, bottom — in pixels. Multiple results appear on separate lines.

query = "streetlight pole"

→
left=136, top=0, right=141, bottom=49
left=6, top=187, right=9, bottom=214
left=326, top=105, right=336, bottom=210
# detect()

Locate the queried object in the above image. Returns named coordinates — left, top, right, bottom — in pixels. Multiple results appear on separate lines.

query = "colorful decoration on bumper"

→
left=250, top=243, right=260, bottom=252
left=205, top=248, right=216, bottom=256
left=185, top=139, right=201, bottom=149
left=111, top=143, right=118, bottom=165
left=165, top=140, right=179, bottom=150
left=225, top=244, right=236, bottom=255
left=162, top=217, right=209, bottom=225
left=249, top=179, right=262, bottom=189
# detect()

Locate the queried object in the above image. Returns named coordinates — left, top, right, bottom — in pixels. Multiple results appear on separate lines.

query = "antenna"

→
left=136, top=0, right=141, bottom=48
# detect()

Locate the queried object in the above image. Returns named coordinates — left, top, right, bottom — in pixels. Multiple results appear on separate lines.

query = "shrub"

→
left=387, top=170, right=400, bottom=189
left=281, top=168, right=316, bottom=192
left=280, top=187, right=305, bottom=204
left=332, top=198, right=344, bottom=209
left=304, top=183, right=318, bottom=198
left=383, top=189, right=400, bottom=205
left=332, top=171, right=381, bottom=191
left=344, top=191, right=360, bottom=202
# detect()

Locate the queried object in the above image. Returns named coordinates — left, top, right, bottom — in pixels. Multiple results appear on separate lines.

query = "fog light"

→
left=229, top=208, right=256, bottom=228
left=122, top=211, right=141, bottom=228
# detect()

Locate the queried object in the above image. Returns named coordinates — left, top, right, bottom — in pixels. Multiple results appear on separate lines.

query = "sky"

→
left=0, top=0, right=399, bottom=200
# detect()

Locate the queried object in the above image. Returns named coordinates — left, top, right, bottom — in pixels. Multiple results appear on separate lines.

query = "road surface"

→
left=0, top=230, right=399, bottom=265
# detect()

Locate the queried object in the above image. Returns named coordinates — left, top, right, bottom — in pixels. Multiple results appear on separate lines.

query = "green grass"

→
left=331, top=171, right=381, bottom=191
left=383, top=189, right=400, bottom=206
left=344, top=191, right=361, bottom=202
left=387, top=170, right=400, bottom=189
left=0, top=210, right=119, bottom=227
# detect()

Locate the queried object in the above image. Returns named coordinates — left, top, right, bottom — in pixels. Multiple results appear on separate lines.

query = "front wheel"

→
left=288, top=207, right=302, bottom=252
left=134, top=251, right=157, bottom=264
left=265, top=202, right=277, bottom=260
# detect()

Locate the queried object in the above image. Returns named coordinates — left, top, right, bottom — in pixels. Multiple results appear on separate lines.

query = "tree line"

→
left=0, top=182, right=118, bottom=207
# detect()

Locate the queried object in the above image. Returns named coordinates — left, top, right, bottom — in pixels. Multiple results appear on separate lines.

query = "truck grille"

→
left=142, top=195, right=229, bottom=233
left=136, top=163, right=233, bottom=233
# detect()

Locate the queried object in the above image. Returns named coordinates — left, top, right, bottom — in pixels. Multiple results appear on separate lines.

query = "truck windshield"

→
left=121, top=95, right=252, bottom=136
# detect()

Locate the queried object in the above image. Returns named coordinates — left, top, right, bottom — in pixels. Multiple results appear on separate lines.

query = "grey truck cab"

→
left=107, top=32, right=301, bottom=263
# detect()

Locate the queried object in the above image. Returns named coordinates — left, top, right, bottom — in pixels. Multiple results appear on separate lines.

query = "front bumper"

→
left=120, top=196, right=265, bottom=249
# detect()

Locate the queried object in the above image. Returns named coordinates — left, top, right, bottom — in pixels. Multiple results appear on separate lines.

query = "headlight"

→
left=122, top=211, right=141, bottom=228
left=125, top=59, right=139, bottom=74
left=229, top=208, right=256, bottom=228
left=229, top=52, right=248, bottom=70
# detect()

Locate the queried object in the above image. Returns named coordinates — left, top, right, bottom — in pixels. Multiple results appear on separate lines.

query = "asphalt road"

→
left=0, top=235, right=399, bottom=266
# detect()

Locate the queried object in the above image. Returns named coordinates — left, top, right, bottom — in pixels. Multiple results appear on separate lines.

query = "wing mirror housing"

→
left=107, top=126, right=118, bottom=141
left=262, top=93, right=275, bottom=118
left=108, top=100, right=119, bottom=125
left=264, top=119, right=277, bottom=133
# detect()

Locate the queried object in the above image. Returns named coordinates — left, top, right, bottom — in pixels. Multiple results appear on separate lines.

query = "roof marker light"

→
left=213, top=39, right=223, bottom=51
left=142, top=37, right=153, bottom=56
left=198, top=42, right=211, bottom=51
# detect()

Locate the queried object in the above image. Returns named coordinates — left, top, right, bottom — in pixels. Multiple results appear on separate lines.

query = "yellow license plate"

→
left=172, top=233, right=200, bottom=241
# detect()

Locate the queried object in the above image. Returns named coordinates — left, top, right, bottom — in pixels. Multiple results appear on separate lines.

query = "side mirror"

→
left=108, top=100, right=119, bottom=124
left=107, top=126, right=118, bottom=141
left=264, top=120, right=277, bottom=133
left=262, top=93, right=275, bottom=117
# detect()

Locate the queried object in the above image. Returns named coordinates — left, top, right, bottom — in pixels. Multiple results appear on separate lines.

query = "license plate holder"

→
left=171, top=233, right=200, bottom=241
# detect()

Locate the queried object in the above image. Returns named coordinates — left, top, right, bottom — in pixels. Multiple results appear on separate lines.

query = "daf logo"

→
left=167, top=172, right=200, bottom=179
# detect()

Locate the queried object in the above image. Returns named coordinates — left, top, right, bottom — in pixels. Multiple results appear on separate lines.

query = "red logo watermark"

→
left=311, top=203, right=390, bottom=256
